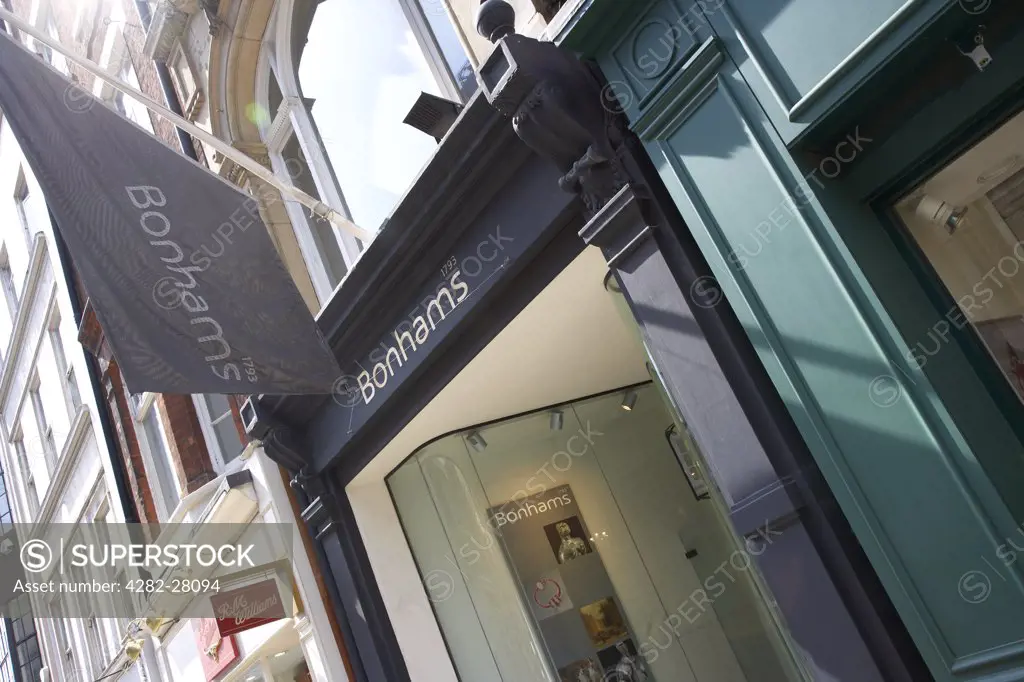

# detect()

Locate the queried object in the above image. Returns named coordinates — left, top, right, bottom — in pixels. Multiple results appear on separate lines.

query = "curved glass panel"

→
left=389, top=385, right=804, bottom=682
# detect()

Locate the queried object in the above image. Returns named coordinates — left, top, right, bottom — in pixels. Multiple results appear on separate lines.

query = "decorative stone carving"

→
left=214, top=144, right=271, bottom=187
left=168, top=0, right=200, bottom=15
left=221, top=160, right=249, bottom=187
left=475, top=0, right=631, bottom=220
left=144, top=2, right=192, bottom=61
left=199, top=0, right=224, bottom=37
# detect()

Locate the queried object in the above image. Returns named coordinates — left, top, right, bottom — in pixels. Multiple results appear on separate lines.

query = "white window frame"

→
left=265, top=100, right=353, bottom=300
left=11, top=431, right=39, bottom=520
left=192, top=394, right=244, bottom=472
left=0, top=250, right=17, bottom=325
left=71, top=0, right=87, bottom=41
left=14, top=168, right=31, bottom=251
left=398, top=0, right=464, bottom=101
left=395, top=0, right=473, bottom=103
left=84, top=493, right=123, bottom=663
left=47, top=595, right=85, bottom=682
left=167, top=44, right=203, bottom=121
left=114, top=59, right=156, bottom=133
left=256, top=27, right=359, bottom=304
left=62, top=525, right=107, bottom=677
left=255, top=0, right=474, bottom=306
left=94, top=1, right=128, bottom=99
left=49, top=597, right=74, bottom=670
left=45, top=12, right=69, bottom=74
left=129, top=393, right=181, bottom=521
left=28, top=375, right=56, bottom=474
left=48, top=308, right=81, bottom=418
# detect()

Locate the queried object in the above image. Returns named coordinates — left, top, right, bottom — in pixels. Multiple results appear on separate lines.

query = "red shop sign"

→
left=210, top=579, right=287, bottom=637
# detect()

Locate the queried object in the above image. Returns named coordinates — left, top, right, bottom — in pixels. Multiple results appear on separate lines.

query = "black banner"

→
left=0, top=32, right=342, bottom=394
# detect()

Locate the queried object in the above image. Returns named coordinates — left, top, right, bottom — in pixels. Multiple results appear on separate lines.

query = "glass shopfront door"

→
left=388, top=384, right=806, bottom=682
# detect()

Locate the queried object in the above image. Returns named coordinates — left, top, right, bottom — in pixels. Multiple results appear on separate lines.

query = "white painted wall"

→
left=0, top=95, right=134, bottom=682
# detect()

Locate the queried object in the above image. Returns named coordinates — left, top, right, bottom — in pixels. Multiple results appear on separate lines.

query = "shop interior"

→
left=894, top=108, right=1024, bottom=402
left=345, top=247, right=808, bottom=682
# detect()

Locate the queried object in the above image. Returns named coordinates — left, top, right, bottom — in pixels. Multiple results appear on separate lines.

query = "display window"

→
left=387, top=383, right=806, bottom=682
left=891, top=107, right=1024, bottom=511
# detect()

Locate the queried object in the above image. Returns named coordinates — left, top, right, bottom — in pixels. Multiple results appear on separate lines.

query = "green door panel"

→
left=599, top=33, right=1024, bottom=680
left=700, top=0, right=951, bottom=143
left=582, top=0, right=951, bottom=145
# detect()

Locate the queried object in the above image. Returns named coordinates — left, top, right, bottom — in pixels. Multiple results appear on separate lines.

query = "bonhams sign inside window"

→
left=211, top=578, right=287, bottom=637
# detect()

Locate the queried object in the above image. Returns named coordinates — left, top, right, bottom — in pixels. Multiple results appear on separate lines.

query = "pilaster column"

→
left=294, top=615, right=331, bottom=682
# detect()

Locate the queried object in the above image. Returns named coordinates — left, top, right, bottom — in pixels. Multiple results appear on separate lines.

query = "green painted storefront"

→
left=558, top=1, right=1024, bottom=680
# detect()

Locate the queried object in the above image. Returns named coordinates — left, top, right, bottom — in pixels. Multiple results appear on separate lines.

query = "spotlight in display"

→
left=550, top=409, right=564, bottom=430
left=466, top=430, right=487, bottom=452
left=621, top=390, right=638, bottom=411
left=915, top=194, right=968, bottom=234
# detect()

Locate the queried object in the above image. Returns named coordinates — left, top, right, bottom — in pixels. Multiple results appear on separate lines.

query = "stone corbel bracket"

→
left=214, top=143, right=271, bottom=187
left=144, top=0, right=194, bottom=62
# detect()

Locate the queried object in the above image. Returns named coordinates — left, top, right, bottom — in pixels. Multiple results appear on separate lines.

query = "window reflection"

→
left=414, top=0, right=478, bottom=100
left=298, top=0, right=444, bottom=232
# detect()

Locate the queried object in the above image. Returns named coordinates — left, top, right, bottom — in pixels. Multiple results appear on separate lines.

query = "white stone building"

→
left=0, top=67, right=137, bottom=682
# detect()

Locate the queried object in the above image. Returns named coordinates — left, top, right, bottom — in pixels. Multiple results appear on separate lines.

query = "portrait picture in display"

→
left=597, top=639, right=648, bottom=682
left=579, top=597, right=628, bottom=649
left=544, top=515, right=593, bottom=564
left=558, top=657, right=603, bottom=682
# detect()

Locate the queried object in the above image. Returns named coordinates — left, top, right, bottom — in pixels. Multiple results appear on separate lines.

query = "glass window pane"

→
left=414, top=0, right=477, bottom=100
left=282, top=133, right=347, bottom=285
left=201, top=395, right=244, bottom=465
left=298, top=0, right=443, bottom=232
left=142, top=410, right=179, bottom=515
left=213, top=418, right=244, bottom=464
left=204, top=394, right=232, bottom=420
left=389, top=386, right=805, bottom=682
left=268, top=66, right=284, bottom=121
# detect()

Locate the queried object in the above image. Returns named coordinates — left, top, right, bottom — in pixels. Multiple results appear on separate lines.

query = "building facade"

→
left=231, top=0, right=919, bottom=681
left=233, top=2, right=1024, bottom=682
left=0, top=8, right=130, bottom=678
left=0, top=0, right=353, bottom=678
left=0, top=425, right=39, bottom=682
left=9, top=0, right=1020, bottom=681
